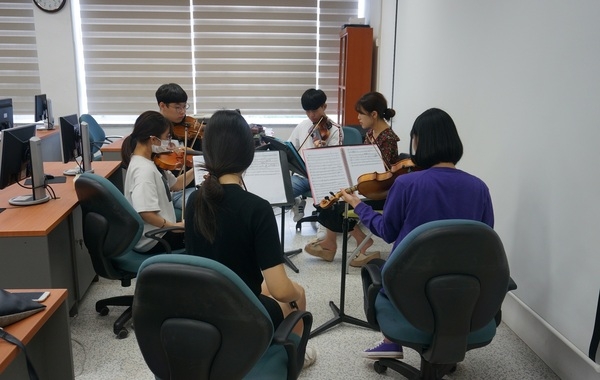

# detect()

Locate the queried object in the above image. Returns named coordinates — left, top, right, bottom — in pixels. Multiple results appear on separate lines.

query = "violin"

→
left=311, top=116, right=332, bottom=147
left=319, top=158, right=420, bottom=209
left=153, top=151, right=194, bottom=171
left=172, top=115, right=205, bottom=142
left=152, top=146, right=202, bottom=171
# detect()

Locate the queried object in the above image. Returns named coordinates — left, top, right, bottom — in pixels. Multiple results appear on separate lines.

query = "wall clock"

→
left=33, top=0, right=67, bottom=13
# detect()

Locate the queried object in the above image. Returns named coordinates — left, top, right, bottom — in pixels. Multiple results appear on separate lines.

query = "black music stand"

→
left=262, top=136, right=308, bottom=272
left=309, top=202, right=373, bottom=338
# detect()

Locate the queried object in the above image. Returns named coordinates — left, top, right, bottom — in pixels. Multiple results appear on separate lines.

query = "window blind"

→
left=79, top=0, right=194, bottom=116
left=79, top=0, right=358, bottom=120
left=0, top=0, right=41, bottom=116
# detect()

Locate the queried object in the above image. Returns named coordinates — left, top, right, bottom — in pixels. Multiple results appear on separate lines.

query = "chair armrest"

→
left=145, top=226, right=185, bottom=254
left=361, top=259, right=386, bottom=330
left=105, top=135, right=124, bottom=143
left=272, top=310, right=313, bottom=380
left=495, top=276, right=519, bottom=327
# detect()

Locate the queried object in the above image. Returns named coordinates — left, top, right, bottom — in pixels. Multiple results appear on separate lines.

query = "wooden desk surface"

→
left=0, top=289, right=67, bottom=374
left=0, top=161, right=121, bottom=237
left=100, top=136, right=125, bottom=152
left=35, top=127, right=60, bottom=140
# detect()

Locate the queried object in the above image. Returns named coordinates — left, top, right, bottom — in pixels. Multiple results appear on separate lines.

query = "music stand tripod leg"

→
left=309, top=202, right=373, bottom=338
left=281, top=206, right=300, bottom=273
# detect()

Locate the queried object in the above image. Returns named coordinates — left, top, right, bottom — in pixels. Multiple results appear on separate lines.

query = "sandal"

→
left=304, top=241, right=337, bottom=262
left=350, top=251, right=381, bottom=267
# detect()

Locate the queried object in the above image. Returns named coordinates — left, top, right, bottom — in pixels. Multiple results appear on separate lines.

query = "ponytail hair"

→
left=193, top=109, right=255, bottom=243
left=355, top=91, right=396, bottom=121
left=120, top=110, right=171, bottom=168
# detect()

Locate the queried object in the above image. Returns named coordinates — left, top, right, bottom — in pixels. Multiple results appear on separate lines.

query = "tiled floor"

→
left=70, top=204, right=560, bottom=379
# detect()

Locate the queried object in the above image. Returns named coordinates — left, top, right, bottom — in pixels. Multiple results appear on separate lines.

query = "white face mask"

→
left=151, top=144, right=170, bottom=154
left=151, top=137, right=173, bottom=154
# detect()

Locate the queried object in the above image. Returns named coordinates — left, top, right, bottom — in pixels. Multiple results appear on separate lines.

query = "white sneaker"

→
left=316, top=223, right=327, bottom=240
left=303, top=345, right=317, bottom=368
left=292, top=197, right=306, bottom=222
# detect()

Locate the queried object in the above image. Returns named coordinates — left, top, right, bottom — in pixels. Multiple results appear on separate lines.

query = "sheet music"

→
left=193, top=151, right=289, bottom=205
left=243, top=151, right=288, bottom=204
left=343, top=145, right=386, bottom=183
left=303, top=145, right=386, bottom=202
left=303, top=148, right=352, bottom=202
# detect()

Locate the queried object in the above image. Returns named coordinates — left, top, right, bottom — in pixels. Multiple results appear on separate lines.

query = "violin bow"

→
left=188, top=118, right=204, bottom=149
left=298, top=116, right=324, bottom=150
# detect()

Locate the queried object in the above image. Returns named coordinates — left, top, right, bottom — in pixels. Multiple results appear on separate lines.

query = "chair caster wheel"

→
left=374, top=361, right=387, bottom=374
left=115, top=328, right=128, bottom=339
left=97, top=306, right=109, bottom=316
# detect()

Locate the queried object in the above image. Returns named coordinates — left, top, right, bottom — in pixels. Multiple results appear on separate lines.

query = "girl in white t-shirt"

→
left=121, top=111, right=192, bottom=253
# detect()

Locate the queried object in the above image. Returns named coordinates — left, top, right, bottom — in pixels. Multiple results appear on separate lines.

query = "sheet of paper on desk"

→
left=192, top=151, right=287, bottom=205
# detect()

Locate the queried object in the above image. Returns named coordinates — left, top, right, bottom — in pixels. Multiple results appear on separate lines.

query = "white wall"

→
left=32, top=2, right=80, bottom=120
left=378, top=0, right=600, bottom=378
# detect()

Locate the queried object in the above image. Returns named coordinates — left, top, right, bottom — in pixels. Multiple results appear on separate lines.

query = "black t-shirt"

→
left=184, top=185, right=284, bottom=297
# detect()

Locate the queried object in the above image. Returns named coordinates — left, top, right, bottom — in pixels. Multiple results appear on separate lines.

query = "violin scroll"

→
left=319, top=185, right=358, bottom=209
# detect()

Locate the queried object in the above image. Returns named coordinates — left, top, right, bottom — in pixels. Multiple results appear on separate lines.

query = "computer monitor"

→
left=0, top=98, right=13, bottom=131
left=0, top=124, right=49, bottom=205
left=34, top=94, right=54, bottom=129
left=59, top=114, right=93, bottom=175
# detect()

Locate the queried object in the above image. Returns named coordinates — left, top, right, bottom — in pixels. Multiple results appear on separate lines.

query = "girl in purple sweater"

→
left=340, top=107, right=494, bottom=359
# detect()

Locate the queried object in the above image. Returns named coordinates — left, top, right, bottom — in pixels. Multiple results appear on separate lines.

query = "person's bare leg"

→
left=316, top=228, right=337, bottom=251
left=350, top=226, right=373, bottom=254
left=262, top=281, right=307, bottom=335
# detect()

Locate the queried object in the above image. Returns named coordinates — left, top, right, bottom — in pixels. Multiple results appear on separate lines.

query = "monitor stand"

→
left=9, top=193, right=50, bottom=206
left=8, top=137, right=50, bottom=206
left=63, top=167, right=94, bottom=176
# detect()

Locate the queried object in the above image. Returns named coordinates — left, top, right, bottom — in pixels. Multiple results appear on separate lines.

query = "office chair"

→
left=80, top=113, right=123, bottom=160
left=295, top=126, right=364, bottom=231
left=361, top=219, right=515, bottom=379
left=133, top=254, right=313, bottom=380
left=74, top=172, right=184, bottom=339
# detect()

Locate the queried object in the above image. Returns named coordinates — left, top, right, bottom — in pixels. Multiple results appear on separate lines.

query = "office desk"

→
left=36, top=128, right=61, bottom=162
left=0, top=161, right=121, bottom=314
left=100, top=136, right=124, bottom=161
left=0, top=289, right=73, bottom=379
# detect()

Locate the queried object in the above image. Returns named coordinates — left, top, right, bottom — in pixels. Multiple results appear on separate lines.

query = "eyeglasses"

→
left=168, top=103, right=190, bottom=113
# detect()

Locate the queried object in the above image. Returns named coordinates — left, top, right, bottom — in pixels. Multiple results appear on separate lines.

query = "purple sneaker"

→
left=361, top=340, right=403, bottom=359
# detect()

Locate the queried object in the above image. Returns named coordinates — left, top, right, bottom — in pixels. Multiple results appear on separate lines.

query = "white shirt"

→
left=124, top=155, right=177, bottom=252
left=287, top=118, right=343, bottom=154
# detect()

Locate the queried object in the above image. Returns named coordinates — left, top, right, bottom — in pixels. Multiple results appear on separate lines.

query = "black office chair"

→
left=133, top=254, right=313, bottom=380
left=361, top=219, right=515, bottom=379
left=295, top=126, right=363, bottom=231
left=74, top=172, right=183, bottom=338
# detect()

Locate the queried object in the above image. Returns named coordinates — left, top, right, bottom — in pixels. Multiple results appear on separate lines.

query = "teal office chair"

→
left=74, top=172, right=184, bottom=339
left=133, top=254, right=313, bottom=380
left=80, top=114, right=123, bottom=160
left=361, top=219, right=515, bottom=379
left=295, top=126, right=364, bottom=230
